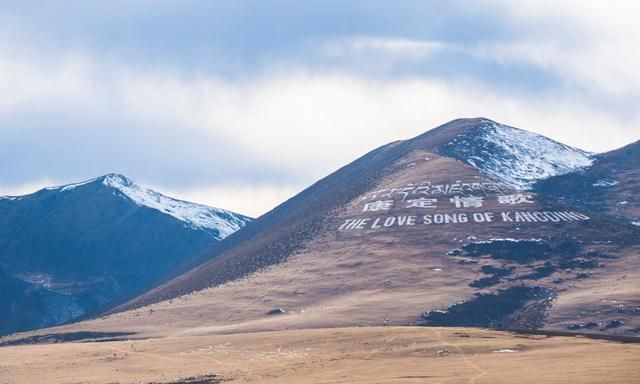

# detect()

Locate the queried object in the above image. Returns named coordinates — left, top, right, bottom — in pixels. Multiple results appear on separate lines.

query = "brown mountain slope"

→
left=2, top=118, right=638, bottom=348
left=111, top=118, right=488, bottom=311
left=3, top=118, right=635, bottom=342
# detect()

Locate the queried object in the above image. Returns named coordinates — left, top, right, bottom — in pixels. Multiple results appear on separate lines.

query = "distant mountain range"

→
left=0, top=174, right=252, bottom=335
left=97, top=118, right=638, bottom=338
left=3, top=118, right=639, bottom=343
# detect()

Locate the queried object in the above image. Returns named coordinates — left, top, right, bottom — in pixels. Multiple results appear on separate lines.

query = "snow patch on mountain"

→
left=42, top=177, right=100, bottom=192
left=471, top=238, right=546, bottom=244
left=16, top=273, right=54, bottom=289
left=441, top=119, right=593, bottom=189
left=593, top=179, right=620, bottom=187
left=101, top=174, right=249, bottom=238
left=60, top=177, right=100, bottom=191
left=1, top=174, right=251, bottom=239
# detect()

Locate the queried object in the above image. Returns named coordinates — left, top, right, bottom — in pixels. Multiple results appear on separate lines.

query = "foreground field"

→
left=1, top=327, right=638, bottom=384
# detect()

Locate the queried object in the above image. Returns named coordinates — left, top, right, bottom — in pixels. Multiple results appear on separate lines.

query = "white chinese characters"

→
left=450, top=195, right=484, bottom=208
left=362, top=200, right=394, bottom=212
left=406, top=197, right=438, bottom=209
left=362, top=191, right=536, bottom=211
left=497, top=194, right=534, bottom=205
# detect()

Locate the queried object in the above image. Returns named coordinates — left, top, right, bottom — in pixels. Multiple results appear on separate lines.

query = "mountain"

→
left=0, top=174, right=252, bottom=335
left=435, top=119, right=593, bottom=189
left=536, top=140, right=640, bottom=225
left=4, top=118, right=640, bottom=343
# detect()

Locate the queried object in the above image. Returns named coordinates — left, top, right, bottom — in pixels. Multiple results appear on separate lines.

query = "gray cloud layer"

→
left=1, top=1, right=639, bottom=216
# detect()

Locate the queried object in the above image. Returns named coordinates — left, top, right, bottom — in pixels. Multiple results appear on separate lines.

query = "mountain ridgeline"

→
left=3, top=118, right=639, bottom=341
left=0, top=174, right=251, bottom=335
left=86, top=117, right=639, bottom=339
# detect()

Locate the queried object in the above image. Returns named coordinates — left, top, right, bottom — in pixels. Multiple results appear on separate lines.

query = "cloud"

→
left=1, top=2, right=640, bottom=216
left=0, top=179, right=56, bottom=198
left=157, top=183, right=304, bottom=218
left=321, top=36, right=444, bottom=60
left=474, top=0, right=640, bottom=101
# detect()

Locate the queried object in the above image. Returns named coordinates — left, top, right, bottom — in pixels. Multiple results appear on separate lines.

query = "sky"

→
left=1, top=1, right=639, bottom=217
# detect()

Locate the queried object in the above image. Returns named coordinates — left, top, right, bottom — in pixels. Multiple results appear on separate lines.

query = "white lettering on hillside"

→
left=360, top=180, right=512, bottom=202
left=338, top=211, right=590, bottom=231
left=360, top=194, right=535, bottom=211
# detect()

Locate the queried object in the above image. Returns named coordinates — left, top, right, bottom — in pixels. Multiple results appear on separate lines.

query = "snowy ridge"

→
left=1, top=174, right=251, bottom=239
left=469, top=238, right=546, bottom=244
left=101, top=174, right=250, bottom=238
left=593, top=179, right=620, bottom=187
left=60, top=177, right=100, bottom=191
left=41, top=177, right=101, bottom=192
left=441, top=119, right=593, bottom=189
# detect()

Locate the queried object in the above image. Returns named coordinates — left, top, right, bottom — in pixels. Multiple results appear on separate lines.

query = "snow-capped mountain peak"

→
left=439, top=119, right=593, bottom=189
left=100, top=173, right=250, bottom=239
left=1, top=173, right=251, bottom=239
left=0, top=173, right=252, bottom=335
